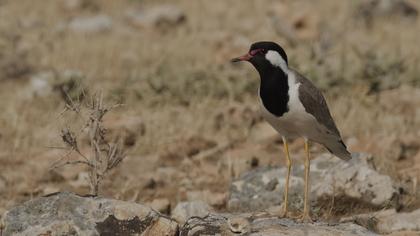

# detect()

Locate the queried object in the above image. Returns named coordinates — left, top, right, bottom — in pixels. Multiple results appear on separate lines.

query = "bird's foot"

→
left=297, top=213, right=313, bottom=223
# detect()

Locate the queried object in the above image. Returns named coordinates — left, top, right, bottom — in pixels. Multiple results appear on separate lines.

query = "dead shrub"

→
left=53, top=92, right=126, bottom=196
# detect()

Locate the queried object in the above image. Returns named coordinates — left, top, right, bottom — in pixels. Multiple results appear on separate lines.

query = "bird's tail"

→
left=324, top=140, right=352, bottom=161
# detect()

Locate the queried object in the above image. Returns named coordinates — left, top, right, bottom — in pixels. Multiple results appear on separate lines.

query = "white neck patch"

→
left=265, top=50, right=288, bottom=73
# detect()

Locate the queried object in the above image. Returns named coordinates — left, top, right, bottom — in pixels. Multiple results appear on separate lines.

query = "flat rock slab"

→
left=2, top=192, right=178, bottom=236
left=340, top=208, right=420, bottom=234
left=228, top=153, right=398, bottom=212
left=180, top=213, right=378, bottom=236
left=377, top=209, right=420, bottom=233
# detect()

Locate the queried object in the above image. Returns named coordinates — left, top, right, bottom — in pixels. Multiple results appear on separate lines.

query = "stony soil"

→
left=1, top=0, right=420, bottom=235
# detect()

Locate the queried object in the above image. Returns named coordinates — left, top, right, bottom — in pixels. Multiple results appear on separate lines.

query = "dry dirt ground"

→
left=1, top=0, right=420, bottom=224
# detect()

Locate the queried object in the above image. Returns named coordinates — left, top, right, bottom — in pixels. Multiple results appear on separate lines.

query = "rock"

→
left=186, top=190, right=227, bottom=208
left=149, top=198, right=171, bottom=215
left=126, top=5, right=186, bottom=29
left=2, top=192, right=178, bottom=236
left=376, top=208, right=420, bottom=234
left=172, top=201, right=213, bottom=225
left=386, top=231, right=420, bottom=236
left=341, top=208, right=420, bottom=234
left=357, top=0, right=418, bottom=24
left=61, top=0, right=97, bottom=11
left=227, top=215, right=250, bottom=233
left=24, top=71, right=55, bottom=98
left=312, top=153, right=397, bottom=206
left=21, top=69, right=86, bottom=101
left=68, top=15, right=113, bottom=33
left=180, top=213, right=378, bottom=236
left=228, top=153, right=398, bottom=212
left=1, top=192, right=384, bottom=235
left=41, top=186, right=61, bottom=196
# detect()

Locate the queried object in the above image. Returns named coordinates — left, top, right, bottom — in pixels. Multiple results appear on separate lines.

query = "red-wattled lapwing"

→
left=232, top=41, right=351, bottom=222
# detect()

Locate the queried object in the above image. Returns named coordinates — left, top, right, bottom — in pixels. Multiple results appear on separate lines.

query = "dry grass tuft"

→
left=53, top=92, right=126, bottom=196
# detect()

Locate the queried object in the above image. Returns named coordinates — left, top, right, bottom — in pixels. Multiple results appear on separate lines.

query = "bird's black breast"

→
left=259, top=70, right=289, bottom=117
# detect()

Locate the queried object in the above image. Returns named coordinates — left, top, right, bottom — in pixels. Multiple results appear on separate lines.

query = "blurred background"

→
left=0, top=0, right=419, bottom=219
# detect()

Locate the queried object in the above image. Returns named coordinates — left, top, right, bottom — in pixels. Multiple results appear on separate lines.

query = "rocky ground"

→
left=1, top=0, right=420, bottom=235
left=2, top=166, right=420, bottom=235
left=2, top=192, right=378, bottom=236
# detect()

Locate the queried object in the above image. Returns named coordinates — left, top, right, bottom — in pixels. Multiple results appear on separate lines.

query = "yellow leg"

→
left=280, top=137, right=292, bottom=218
left=301, top=139, right=313, bottom=222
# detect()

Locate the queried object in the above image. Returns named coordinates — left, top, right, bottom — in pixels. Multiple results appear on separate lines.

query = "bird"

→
left=231, top=41, right=351, bottom=222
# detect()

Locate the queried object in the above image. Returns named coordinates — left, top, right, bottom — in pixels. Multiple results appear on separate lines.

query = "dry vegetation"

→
left=0, top=0, right=420, bottom=221
left=54, top=93, right=126, bottom=196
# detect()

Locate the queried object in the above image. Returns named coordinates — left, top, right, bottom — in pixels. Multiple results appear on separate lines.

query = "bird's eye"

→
left=250, top=49, right=266, bottom=56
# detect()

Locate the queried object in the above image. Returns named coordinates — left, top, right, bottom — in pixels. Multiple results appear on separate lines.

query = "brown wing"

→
left=291, top=69, right=341, bottom=137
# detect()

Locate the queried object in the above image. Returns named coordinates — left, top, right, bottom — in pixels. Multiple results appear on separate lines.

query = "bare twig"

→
left=50, top=149, right=74, bottom=170
left=52, top=160, right=93, bottom=169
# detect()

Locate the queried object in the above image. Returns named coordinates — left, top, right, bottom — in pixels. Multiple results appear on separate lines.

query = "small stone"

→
left=42, top=186, right=60, bottom=195
left=357, top=0, right=418, bottom=25
left=27, top=71, right=55, bottom=98
left=126, top=5, right=186, bottom=29
left=186, top=190, right=226, bottom=208
left=228, top=216, right=250, bottom=233
left=68, top=15, right=113, bottom=33
left=149, top=198, right=170, bottom=214
left=61, top=0, right=97, bottom=11
left=172, top=201, right=213, bottom=225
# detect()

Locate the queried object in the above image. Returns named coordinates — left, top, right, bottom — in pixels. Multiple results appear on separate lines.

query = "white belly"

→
left=259, top=70, right=325, bottom=140
left=260, top=103, right=321, bottom=139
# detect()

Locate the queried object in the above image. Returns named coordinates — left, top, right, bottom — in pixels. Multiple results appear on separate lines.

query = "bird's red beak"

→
left=231, top=53, right=252, bottom=62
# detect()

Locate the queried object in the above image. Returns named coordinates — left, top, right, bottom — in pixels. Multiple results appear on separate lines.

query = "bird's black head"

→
left=231, top=41, right=288, bottom=74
